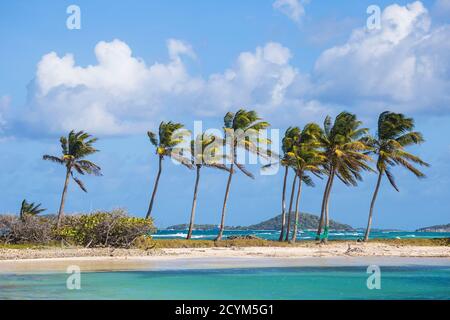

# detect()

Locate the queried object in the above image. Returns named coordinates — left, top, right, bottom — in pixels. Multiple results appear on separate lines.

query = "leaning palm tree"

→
left=216, top=109, right=271, bottom=241
left=186, top=133, right=229, bottom=239
left=262, top=127, right=300, bottom=241
left=19, top=199, right=46, bottom=222
left=146, top=121, right=191, bottom=219
left=43, top=130, right=101, bottom=228
left=362, top=111, right=429, bottom=241
left=284, top=123, right=325, bottom=243
left=278, top=127, right=301, bottom=242
left=315, top=112, right=373, bottom=243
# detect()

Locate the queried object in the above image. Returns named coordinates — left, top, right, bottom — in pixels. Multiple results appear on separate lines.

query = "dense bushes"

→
left=0, top=209, right=155, bottom=248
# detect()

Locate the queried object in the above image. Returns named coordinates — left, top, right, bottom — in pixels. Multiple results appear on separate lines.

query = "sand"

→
left=0, top=242, right=449, bottom=273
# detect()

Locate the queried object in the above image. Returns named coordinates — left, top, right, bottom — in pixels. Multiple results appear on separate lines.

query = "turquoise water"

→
left=155, top=229, right=450, bottom=241
left=1, top=266, right=449, bottom=300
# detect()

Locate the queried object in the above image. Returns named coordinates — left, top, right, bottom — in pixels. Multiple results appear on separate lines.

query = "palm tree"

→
left=43, top=130, right=101, bottom=228
left=362, top=111, right=429, bottom=241
left=146, top=121, right=191, bottom=219
left=186, top=133, right=229, bottom=240
left=278, top=127, right=301, bottom=242
left=262, top=127, right=300, bottom=241
left=19, top=199, right=46, bottom=222
left=285, top=123, right=325, bottom=243
left=315, top=112, right=373, bottom=243
left=215, top=109, right=270, bottom=241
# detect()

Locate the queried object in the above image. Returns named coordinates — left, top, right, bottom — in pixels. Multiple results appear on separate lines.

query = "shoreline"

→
left=1, top=242, right=449, bottom=273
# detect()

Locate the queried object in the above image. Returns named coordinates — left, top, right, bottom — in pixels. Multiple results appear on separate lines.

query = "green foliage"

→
left=57, top=210, right=156, bottom=248
left=19, top=199, right=46, bottom=221
left=319, top=112, right=373, bottom=186
left=364, top=111, right=429, bottom=191
left=0, top=210, right=155, bottom=248
left=43, top=130, right=102, bottom=193
left=223, top=109, right=272, bottom=178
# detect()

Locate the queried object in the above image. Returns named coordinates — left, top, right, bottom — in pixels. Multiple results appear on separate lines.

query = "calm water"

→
left=1, top=266, right=449, bottom=300
left=154, top=229, right=450, bottom=241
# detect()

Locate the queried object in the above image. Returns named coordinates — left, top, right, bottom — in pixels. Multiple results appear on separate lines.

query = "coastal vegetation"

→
left=43, top=130, right=102, bottom=228
left=0, top=109, right=433, bottom=247
left=146, top=122, right=191, bottom=219
left=186, top=133, right=229, bottom=239
left=362, top=112, right=429, bottom=241
left=0, top=209, right=155, bottom=248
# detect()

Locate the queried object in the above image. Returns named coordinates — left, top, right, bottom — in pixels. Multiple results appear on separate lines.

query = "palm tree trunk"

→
left=285, top=171, right=298, bottom=242
left=279, top=166, right=289, bottom=242
left=364, top=172, right=383, bottom=242
left=216, top=163, right=234, bottom=241
left=146, top=156, right=163, bottom=219
left=57, top=167, right=71, bottom=228
left=316, top=173, right=332, bottom=240
left=290, top=171, right=303, bottom=243
left=187, top=165, right=201, bottom=240
left=321, top=171, right=335, bottom=244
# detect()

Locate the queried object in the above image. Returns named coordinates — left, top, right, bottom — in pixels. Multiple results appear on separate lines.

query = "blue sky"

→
left=0, top=0, right=449, bottom=230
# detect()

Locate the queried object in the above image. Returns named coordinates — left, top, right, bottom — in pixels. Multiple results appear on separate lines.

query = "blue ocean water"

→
left=1, top=265, right=449, bottom=300
left=154, top=229, right=450, bottom=241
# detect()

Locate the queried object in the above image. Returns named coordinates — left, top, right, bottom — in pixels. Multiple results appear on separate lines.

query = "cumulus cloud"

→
left=273, top=0, right=308, bottom=23
left=313, top=1, right=450, bottom=114
left=18, top=1, right=450, bottom=137
left=22, top=39, right=327, bottom=136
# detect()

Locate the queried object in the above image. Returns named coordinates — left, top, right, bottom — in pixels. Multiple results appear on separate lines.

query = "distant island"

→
left=166, top=213, right=354, bottom=231
left=416, top=224, right=450, bottom=233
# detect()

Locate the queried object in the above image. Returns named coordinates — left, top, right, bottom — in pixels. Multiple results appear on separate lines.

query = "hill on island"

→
left=166, top=212, right=354, bottom=231
left=416, top=224, right=450, bottom=232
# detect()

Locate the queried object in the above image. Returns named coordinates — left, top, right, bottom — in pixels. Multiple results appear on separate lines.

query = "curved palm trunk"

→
left=364, top=172, right=383, bottom=242
left=216, top=163, right=234, bottom=241
left=285, top=171, right=298, bottom=242
left=57, top=167, right=71, bottom=228
left=146, top=156, right=163, bottom=219
left=279, top=166, right=289, bottom=242
left=316, top=173, right=332, bottom=240
left=290, top=171, right=303, bottom=243
left=321, top=171, right=335, bottom=244
left=187, top=165, right=201, bottom=240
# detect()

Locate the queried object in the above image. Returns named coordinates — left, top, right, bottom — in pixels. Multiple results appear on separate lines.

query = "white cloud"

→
left=273, top=0, right=308, bottom=23
left=23, top=39, right=327, bottom=136
left=313, top=1, right=450, bottom=114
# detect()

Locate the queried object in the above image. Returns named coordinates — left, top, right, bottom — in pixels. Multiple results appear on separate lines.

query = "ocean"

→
left=1, top=265, right=449, bottom=299
left=154, top=229, right=450, bottom=241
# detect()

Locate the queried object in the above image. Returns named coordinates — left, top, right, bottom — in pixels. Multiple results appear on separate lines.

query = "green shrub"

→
left=57, top=209, right=156, bottom=248
left=0, top=209, right=156, bottom=248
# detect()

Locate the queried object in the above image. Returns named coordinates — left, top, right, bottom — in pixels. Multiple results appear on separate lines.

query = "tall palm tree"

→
left=215, top=109, right=270, bottom=241
left=284, top=123, right=325, bottom=243
left=146, top=121, right=191, bottom=219
left=262, top=127, right=300, bottom=241
left=43, top=130, right=101, bottom=228
left=363, top=111, right=429, bottom=241
left=19, top=199, right=46, bottom=222
left=315, top=112, right=373, bottom=243
left=186, top=133, right=229, bottom=240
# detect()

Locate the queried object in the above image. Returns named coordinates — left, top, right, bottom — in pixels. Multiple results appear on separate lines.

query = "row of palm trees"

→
left=42, top=109, right=428, bottom=243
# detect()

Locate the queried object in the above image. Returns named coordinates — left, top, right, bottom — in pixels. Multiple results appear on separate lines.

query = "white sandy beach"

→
left=1, top=242, right=449, bottom=273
